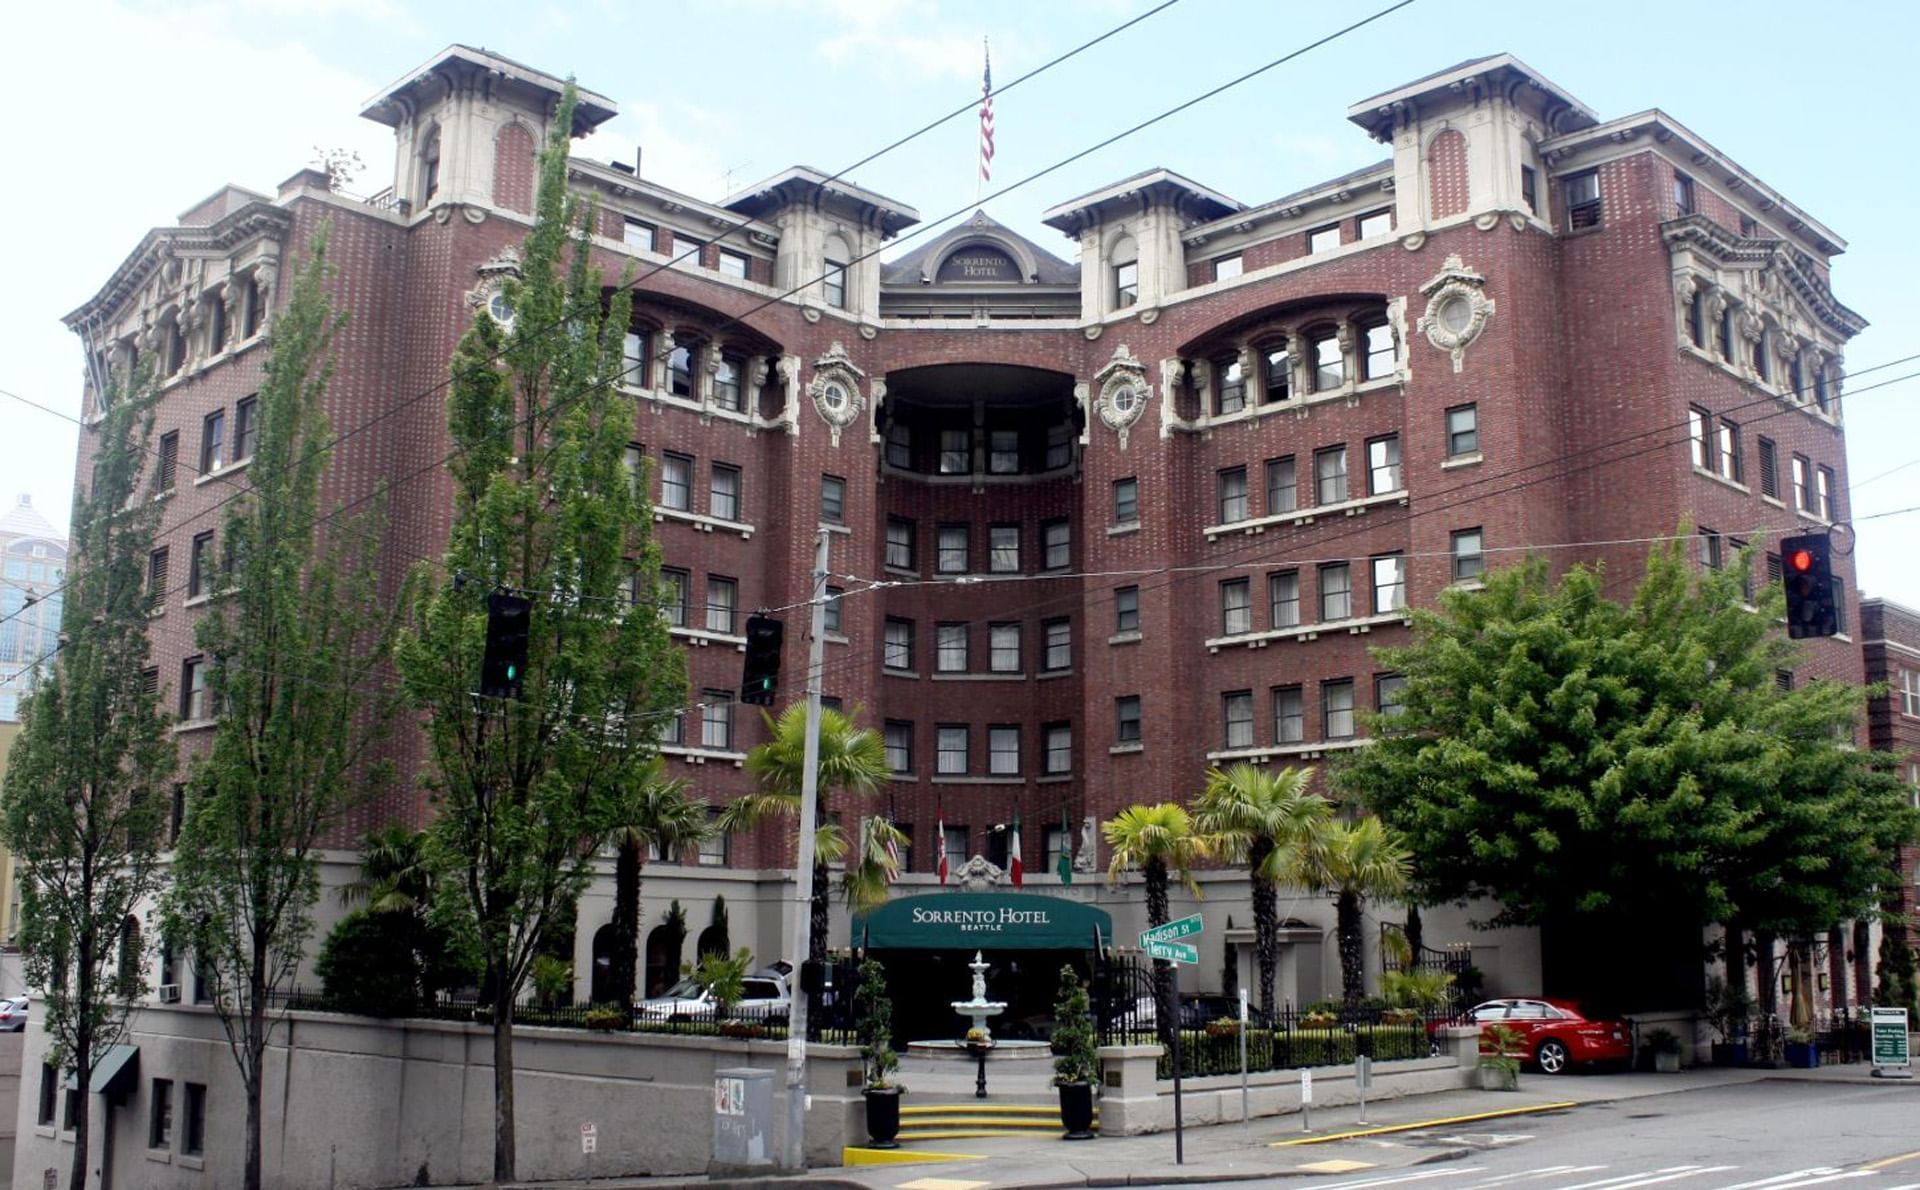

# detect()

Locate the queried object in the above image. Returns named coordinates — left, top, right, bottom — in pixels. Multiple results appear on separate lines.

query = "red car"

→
left=1455, top=998, right=1632, bottom=1074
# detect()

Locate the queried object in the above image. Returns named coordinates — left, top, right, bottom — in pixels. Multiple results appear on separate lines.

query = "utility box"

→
left=712, top=1066, right=775, bottom=1171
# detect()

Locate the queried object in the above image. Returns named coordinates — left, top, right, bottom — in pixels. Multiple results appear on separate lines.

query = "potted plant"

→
left=585, top=1005, right=627, bottom=1032
left=1643, top=1027, right=1683, bottom=1073
left=1703, top=976, right=1753, bottom=1066
left=1052, top=966, right=1099, bottom=1140
left=855, top=958, right=904, bottom=1148
left=1478, top=1023, right=1523, bottom=1091
left=1783, top=1027, right=1819, bottom=1069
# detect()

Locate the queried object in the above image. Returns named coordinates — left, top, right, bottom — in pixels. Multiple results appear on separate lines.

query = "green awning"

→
left=64, top=1044, right=139, bottom=1097
left=858, top=892, right=1112, bottom=951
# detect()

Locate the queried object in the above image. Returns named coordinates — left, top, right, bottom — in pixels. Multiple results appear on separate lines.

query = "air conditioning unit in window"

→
left=157, top=984, right=181, bottom=1004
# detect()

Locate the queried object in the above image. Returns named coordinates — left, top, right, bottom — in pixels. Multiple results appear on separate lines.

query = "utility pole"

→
left=782, top=528, right=830, bottom=1171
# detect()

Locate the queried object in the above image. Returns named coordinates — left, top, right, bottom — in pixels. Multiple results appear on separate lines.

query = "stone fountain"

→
left=951, top=951, right=1006, bottom=1043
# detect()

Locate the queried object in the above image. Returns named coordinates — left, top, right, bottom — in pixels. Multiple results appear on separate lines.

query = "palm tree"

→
left=725, top=703, right=889, bottom=963
left=1192, top=764, right=1330, bottom=1017
left=1104, top=803, right=1210, bottom=1040
left=1302, top=816, right=1411, bottom=1008
left=340, top=824, right=432, bottom=914
left=605, top=762, right=709, bottom=1008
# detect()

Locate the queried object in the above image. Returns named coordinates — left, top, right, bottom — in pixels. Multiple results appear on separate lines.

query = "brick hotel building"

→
left=62, top=47, right=1868, bottom=1006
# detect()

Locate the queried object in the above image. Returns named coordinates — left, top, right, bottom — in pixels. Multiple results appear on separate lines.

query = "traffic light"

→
left=481, top=592, right=532, bottom=699
left=740, top=614, right=784, bottom=706
left=1779, top=533, right=1838, bottom=639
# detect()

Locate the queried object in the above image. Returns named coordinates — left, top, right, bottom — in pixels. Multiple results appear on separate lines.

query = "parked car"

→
left=0, top=997, right=26, bottom=1032
left=636, top=974, right=789, bottom=1023
left=1129, top=993, right=1272, bottom=1030
left=1440, top=997, right=1632, bottom=1074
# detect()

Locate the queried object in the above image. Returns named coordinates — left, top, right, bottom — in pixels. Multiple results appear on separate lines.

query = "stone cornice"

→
left=65, top=202, right=293, bottom=331
left=1663, top=214, right=1868, bottom=340
left=569, top=159, right=782, bottom=245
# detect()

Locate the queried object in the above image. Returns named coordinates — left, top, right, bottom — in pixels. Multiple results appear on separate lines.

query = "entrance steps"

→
left=897, top=1102, right=1098, bottom=1141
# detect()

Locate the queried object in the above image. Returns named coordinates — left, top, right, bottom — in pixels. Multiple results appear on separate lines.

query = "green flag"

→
left=1057, top=804, right=1074, bottom=885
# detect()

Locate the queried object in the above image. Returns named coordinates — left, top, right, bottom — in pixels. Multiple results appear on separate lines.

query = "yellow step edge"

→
left=902, top=1105, right=1076, bottom=1116
left=896, top=1129, right=1099, bottom=1141
left=843, top=1146, right=984, bottom=1166
left=901, top=1121, right=1062, bottom=1132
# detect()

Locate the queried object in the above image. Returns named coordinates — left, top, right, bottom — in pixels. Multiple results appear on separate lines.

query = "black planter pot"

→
left=1711, top=1041, right=1750, bottom=1067
left=1058, top=1081, right=1097, bottom=1140
left=864, top=1087, right=903, bottom=1148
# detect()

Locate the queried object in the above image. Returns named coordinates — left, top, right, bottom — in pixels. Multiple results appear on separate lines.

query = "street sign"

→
left=1140, top=914, right=1204, bottom=946
left=1299, top=1068, right=1312, bottom=1103
left=1872, top=1007, right=1910, bottom=1072
left=1145, top=939, right=1199, bottom=964
left=580, top=1122, right=597, bottom=1155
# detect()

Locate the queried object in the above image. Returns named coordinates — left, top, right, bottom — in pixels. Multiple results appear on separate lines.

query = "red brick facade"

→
left=1863, top=599, right=1920, bottom=944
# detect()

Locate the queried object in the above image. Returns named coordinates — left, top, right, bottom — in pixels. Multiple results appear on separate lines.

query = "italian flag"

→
left=1008, top=810, right=1023, bottom=888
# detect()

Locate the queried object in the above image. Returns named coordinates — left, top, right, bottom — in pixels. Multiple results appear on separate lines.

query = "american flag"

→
left=1007, top=810, right=1023, bottom=888
left=882, top=819, right=900, bottom=883
left=978, top=41, right=995, bottom=183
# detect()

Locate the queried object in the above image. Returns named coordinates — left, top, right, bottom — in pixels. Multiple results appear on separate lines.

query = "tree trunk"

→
left=245, top=938, right=269, bottom=1190
left=1405, top=903, right=1424, bottom=959
left=69, top=1001, right=90, bottom=1190
left=1337, top=890, right=1365, bottom=1007
left=609, top=839, right=641, bottom=1006
left=492, top=963, right=516, bottom=1182
left=1248, top=840, right=1278, bottom=1015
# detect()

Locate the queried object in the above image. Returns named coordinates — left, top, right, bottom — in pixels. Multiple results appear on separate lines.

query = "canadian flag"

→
left=1008, top=811, right=1023, bottom=888
left=937, top=803, right=949, bottom=885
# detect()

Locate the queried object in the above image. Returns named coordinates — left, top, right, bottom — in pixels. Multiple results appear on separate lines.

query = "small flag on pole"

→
left=978, top=40, right=995, bottom=184
left=1008, top=809, right=1024, bottom=888
left=882, top=818, right=901, bottom=884
left=937, top=802, right=949, bottom=885
left=1057, top=804, right=1074, bottom=886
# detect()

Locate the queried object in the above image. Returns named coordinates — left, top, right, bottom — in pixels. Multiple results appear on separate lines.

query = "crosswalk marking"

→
left=1306, top=1166, right=1488, bottom=1190
left=1714, top=1172, right=1845, bottom=1190
left=1557, top=1166, right=1737, bottom=1190
left=1469, top=1168, right=1606, bottom=1188
left=1759, top=1173, right=1875, bottom=1190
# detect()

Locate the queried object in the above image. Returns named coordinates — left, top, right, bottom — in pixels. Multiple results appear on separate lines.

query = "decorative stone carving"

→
left=1416, top=254, right=1496, bottom=374
left=1158, top=357, right=1184, bottom=440
left=807, top=341, right=866, bottom=447
left=859, top=323, right=878, bottom=341
left=1401, top=231, right=1427, bottom=252
left=775, top=354, right=801, bottom=437
left=1075, top=817, right=1097, bottom=874
left=955, top=855, right=1006, bottom=891
left=1138, top=307, right=1159, bottom=325
left=1474, top=212, right=1500, bottom=231
left=1093, top=345, right=1151, bottom=450
left=801, top=305, right=822, bottom=323
left=1084, top=323, right=1104, bottom=341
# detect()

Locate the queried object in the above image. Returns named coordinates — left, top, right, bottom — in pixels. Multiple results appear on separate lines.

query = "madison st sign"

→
left=858, top=893, right=1114, bottom=950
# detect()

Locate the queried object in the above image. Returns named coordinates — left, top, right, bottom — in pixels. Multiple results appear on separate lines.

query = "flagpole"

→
left=976, top=36, right=992, bottom=205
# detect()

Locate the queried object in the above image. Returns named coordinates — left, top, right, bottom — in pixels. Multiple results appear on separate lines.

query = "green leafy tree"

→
left=162, top=226, right=410, bottom=1190
left=605, top=763, right=708, bottom=1007
left=1, top=374, right=173, bottom=1190
left=319, top=827, right=478, bottom=1015
left=1191, top=763, right=1329, bottom=1016
left=1300, top=816, right=1411, bottom=1007
left=855, top=957, right=899, bottom=1089
left=395, top=84, right=685, bottom=1183
left=1336, top=541, right=1917, bottom=993
left=1051, top=966, right=1097, bottom=1086
left=722, top=702, right=889, bottom=962
left=1103, top=803, right=1209, bottom=1041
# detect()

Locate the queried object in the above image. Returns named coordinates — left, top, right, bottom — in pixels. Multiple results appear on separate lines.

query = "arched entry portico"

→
left=857, top=893, right=1113, bottom=1044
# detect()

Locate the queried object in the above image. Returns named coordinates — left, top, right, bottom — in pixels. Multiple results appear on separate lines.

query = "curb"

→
left=1268, top=1099, right=1581, bottom=1146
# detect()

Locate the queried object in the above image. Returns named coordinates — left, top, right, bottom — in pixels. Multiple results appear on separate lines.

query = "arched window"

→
left=418, top=125, right=442, bottom=207
left=1358, top=311, right=1395, bottom=381
left=668, top=334, right=700, bottom=398
left=163, top=315, right=187, bottom=376
left=644, top=924, right=682, bottom=999
left=1260, top=339, right=1291, bottom=404
left=590, top=924, right=618, bottom=1005
left=206, top=291, right=228, bottom=355
left=241, top=276, right=264, bottom=339
left=1754, top=328, right=1771, bottom=383
left=1307, top=325, right=1343, bottom=391
left=1110, top=233, right=1138, bottom=308
left=822, top=234, right=850, bottom=309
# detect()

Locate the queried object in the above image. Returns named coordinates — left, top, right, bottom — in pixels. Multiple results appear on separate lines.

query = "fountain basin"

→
left=905, top=1039, right=1054, bottom=1061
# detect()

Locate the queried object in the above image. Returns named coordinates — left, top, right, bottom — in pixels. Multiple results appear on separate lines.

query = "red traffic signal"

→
left=1778, top=533, right=1838, bottom=640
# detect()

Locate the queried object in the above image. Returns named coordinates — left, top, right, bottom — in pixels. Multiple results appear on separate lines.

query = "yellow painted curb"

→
left=1269, top=1100, right=1580, bottom=1146
left=843, top=1146, right=985, bottom=1166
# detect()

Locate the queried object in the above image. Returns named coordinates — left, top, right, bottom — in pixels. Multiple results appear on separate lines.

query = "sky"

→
left=4, top=0, right=1918, bottom=601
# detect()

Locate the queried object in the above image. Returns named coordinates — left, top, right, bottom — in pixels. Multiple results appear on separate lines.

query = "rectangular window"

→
left=1220, top=578, right=1252, bottom=636
left=1718, top=420, right=1743, bottom=483
left=1218, top=466, right=1249, bottom=523
left=181, top=656, right=208, bottom=722
left=623, top=329, right=649, bottom=385
left=1818, top=466, right=1837, bottom=521
left=823, top=258, right=848, bottom=309
left=886, top=518, right=915, bottom=570
left=937, top=725, right=969, bottom=775
left=1215, top=355, right=1247, bottom=414
left=660, top=453, right=691, bottom=511
left=944, top=825, right=969, bottom=867
left=1113, top=477, right=1139, bottom=525
left=988, top=725, right=1020, bottom=775
left=698, top=807, right=729, bottom=866
left=1323, top=679, right=1356, bottom=739
left=1367, top=435, right=1401, bottom=494
left=1452, top=528, right=1485, bottom=582
left=37, top=1064, right=54, bottom=1127
left=1114, top=261, right=1138, bottom=307
left=705, top=576, right=737, bottom=635
left=150, top=1078, right=173, bottom=1150
left=1688, top=290, right=1707, bottom=348
left=1719, top=306, right=1736, bottom=362
left=1222, top=691, right=1254, bottom=750
left=200, top=409, right=225, bottom=475
left=661, top=569, right=689, bottom=628
left=1699, top=529, right=1724, bottom=571
left=1833, top=575, right=1848, bottom=634
left=1044, top=723, right=1072, bottom=774
left=989, top=429, right=1020, bottom=474
left=1043, top=618, right=1071, bottom=671
left=188, top=531, right=214, bottom=598
left=1307, top=224, right=1341, bottom=254
left=936, top=623, right=968, bottom=673
left=1043, top=827, right=1069, bottom=876
left=886, top=422, right=911, bottom=469
left=1046, top=422, right=1073, bottom=470
left=1791, top=455, right=1811, bottom=513
left=1319, top=562, right=1351, bottom=622
left=1446, top=404, right=1478, bottom=458
left=675, top=231, right=704, bottom=264
left=1269, top=570, right=1300, bottom=628
left=233, top=395, right=259, bottom=462
left=1814, top=366, right=1830, bottom=411
left=1674, top=172, right=1696, bottom=217
left=1043, top=519, right=1070, bottom=570
left=669, top=340, right=697, bottom=396
left=157, top=430, right=179, bottom=492
left=1376, top=674, right=1408, bottom=717
left=701, top=691, right=734, bottom=750
left=1371, top=554, right=1406, bottom=613
left=989, top=623, right=1021, bottom=673
left=1266, top=456, right=1297, bottom=514
left=183, top=1082, right=206, bottom=1157
left=883, top=618, right=914, bottom=670
left=718, top=249, right=749, bottom=279
left=885, top=721, right=913, bottom=773
left=714, top=354, right=744, bottom=412
left=1115, top=586, right=1140, bottom=634
left=1358, top=208, right=1393, bottom=239
left=659, top=710, right=685, bottom=747
left=1115, top=695, right=1142, bottom=743
left=1314, top=446, right=1348, bottom=505
left=1274, top=685, right=1305, bottom=743
left=939, top=428, right=970, bottom=474
left=709, top=464, right=741, bottom=522
left=622, top=443, right=645, bottom=498
left=1898, top=668, right=1920, bottom=717
left=820, top=474, right=845, bottom=523
left=937, top=525, right=968, bottom=574
left=1311, top=331, right=1344, bottom=391
left=823, top=585, right=843, bottom=635
left=1757, top=437, right=1779, bottom=499
left=623, top=217, right=655, bottom=252
left=1214, top=254, right=1243, bottom=281
left=1689, top=407, right=1710, bottom=469
left=989, top=524, right=1020, bottom=573
left=1362, top=323, right=1395, bottom=381
left=1521, top=165, right=1539, bottom=216
left=1262, top=342, right=1291, bottom=403
left=1564, top=169, right=1602, bottom=229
